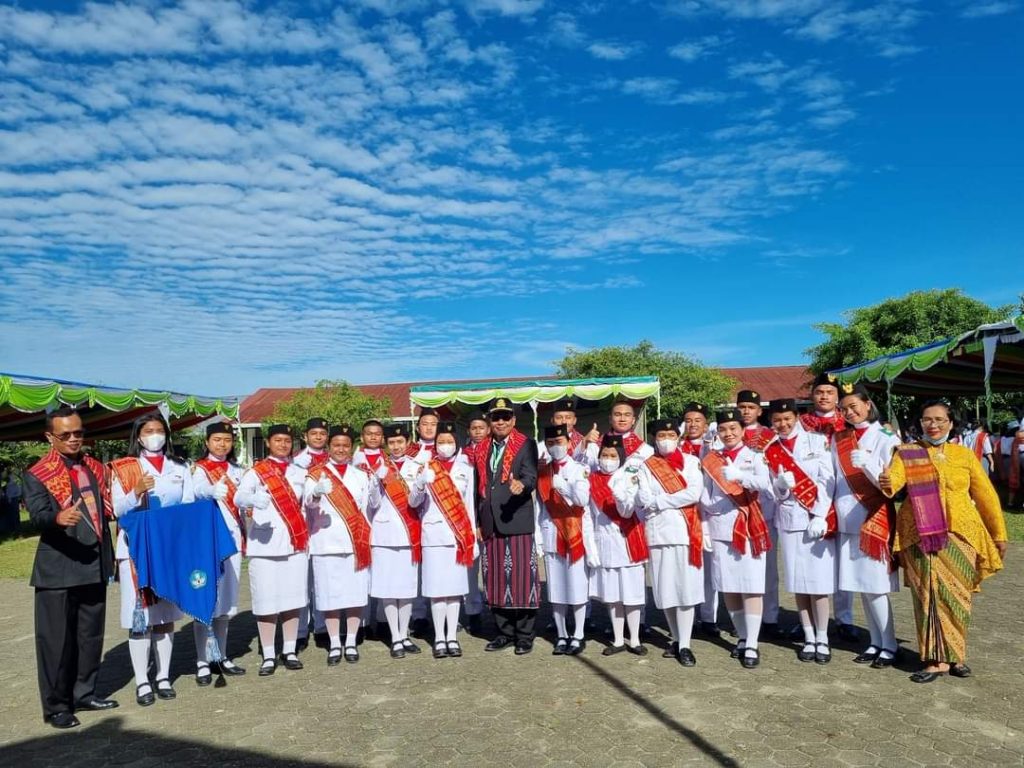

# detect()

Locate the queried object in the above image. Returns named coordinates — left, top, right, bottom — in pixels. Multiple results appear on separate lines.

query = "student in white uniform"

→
left=303, top=425, right=379, bottom=665
left=589, top=434, right=648, bottom=655
left=535, top=425, right=595, bottom=656
left=293, top=418, right=329, bottom=650
left=109, top=413, right=195, bottom=706
left=832, top=384, right=901, bottom=669
left=368, top=422, right=423, bottom=659
left=407, top=422, right=477, bottom=659
left=636, top=418, right=706, bottom=667
left=700, top=408, right=773, bottom=669
left=233, top=424, right=308, bottom=677
left=763, top=399, right=836, bottom=664
left=190, top=422, right=247, bottom=683
left=583, top=399, right=655, bottom=470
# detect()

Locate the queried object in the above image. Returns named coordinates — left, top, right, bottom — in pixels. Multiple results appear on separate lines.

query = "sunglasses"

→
left=490, top=412, right=514, bottom=422
left=51, top=430, right=85, bottom=441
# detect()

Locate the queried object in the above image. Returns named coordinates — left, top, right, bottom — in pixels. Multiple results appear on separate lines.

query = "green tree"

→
left=555, top=341, right=737, bottom=418
left=266, top=380, right=391, bottom=443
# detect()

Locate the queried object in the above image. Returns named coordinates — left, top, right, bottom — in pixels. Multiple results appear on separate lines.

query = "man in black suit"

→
left=24, top=406, right=117, bottom=728
left=473, top=398, right=540, bottom=654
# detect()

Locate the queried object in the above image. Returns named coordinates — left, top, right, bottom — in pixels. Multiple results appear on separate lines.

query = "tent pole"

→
left=886, top=378, right=893, bottom=425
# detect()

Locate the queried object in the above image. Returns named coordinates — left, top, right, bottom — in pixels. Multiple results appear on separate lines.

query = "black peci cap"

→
left=267, top=424, right=293, bottom=438
left=206, top=422, right=233, bottom=438
left=736, top=390, right=761, bottom=406
left=306, top=418, right=328, bottom=432
left=544, top=424, right=569, bottom=440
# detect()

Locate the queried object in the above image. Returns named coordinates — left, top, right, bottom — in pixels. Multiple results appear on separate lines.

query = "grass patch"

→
left=0, top=535, right=37, bottom=579
left=1003, top=509, right=1024, bottom=542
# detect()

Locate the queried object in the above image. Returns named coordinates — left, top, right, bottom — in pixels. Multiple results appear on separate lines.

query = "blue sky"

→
left=1, top=0, right=1021, bottom=397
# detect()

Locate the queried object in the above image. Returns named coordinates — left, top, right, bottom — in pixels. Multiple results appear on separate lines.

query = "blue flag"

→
left=120, top=498, right=238, bottom=627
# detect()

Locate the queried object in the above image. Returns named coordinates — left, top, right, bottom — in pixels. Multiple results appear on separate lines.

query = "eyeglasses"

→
left=920, top=418, right=950, bottom=426
left=490, top=413, right=513, bottom=422
left=51, top=430, right=85, bottom=441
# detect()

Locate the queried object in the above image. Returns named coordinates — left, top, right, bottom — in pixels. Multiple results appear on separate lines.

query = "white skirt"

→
left=369, top=546, right=419, bottom=599
left=837, top=533, right=899, bottom=594
left=779, top=529, right=836, bottom=595
left=214, top=552, right=241, bottom=618
left=649, top=545, right=704, bottom=609
left=710, top=540, right=766, bottom=594
left=590, top=563, right=646, bottom=606
left=249, top=552, right=309, bottom=615
left=312, top=553, right=370, bottom=610
left=421, top=546, right=469, bottom=598
left=118, top=559, right=183, bottom=630
left=544, top=552, right=590, bottom=606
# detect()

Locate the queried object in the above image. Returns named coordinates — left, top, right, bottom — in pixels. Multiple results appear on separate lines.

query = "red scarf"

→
left=380, top=455, right=421, bottom=562
left=763, top=438, right=837, bottom=538
left=701, top=452, right=771, bottom=556
left=589, top=473, right=648, bottom=563
left=970, top=431, right=988, bottom=463
left=425, top=459, right=476, bottom=566
left=475, top=429, right=528, bottom=497
left=405, top=441, right=436, bottom=459
left=799, top=412, right=847, bottom=443
left=305, top=450, right=329, bottom=468
left=309, top=464, right=372, bottom=570
left=645, top=454, right=703, bottom=566
left=835, top=429, right=894, bottom=563
left=621, top=432, right=643, bottom=456
left=537, top=463, right=585, bottom=563
left=194, top=458, right=245, bottom=554
left=680, top=440, right=703, bottom=458
left=253, top=459, right=309, bottom=552
left=28, top=448, right=111, bottom=521
left=742, top=425, right=775, bottom=452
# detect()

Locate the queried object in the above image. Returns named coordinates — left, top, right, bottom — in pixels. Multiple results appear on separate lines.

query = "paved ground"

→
left=2, top=548, right=1023, bottom=768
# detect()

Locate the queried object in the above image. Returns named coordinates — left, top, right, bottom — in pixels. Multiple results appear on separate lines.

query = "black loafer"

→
left=740, top=649, right=760, bottom=669
left=401, top=639, right=422, bottom=655
left=282, top=653, right=304, bottom=670
left=196, top=666, right=213, bottom=687
left=433, top=643, right=449, bottom=659
left=75, top=697, right=119, bottom=711
left=46, top=712, right=80, bottom=729
left=797, top=645, right=816, bottom=663
left=566, top=639, right=584, bottom=656
left=343, top=646, right=359, bottom=664
left=700, top=622, right=721, bottom=638
left=678, top=648, right=696, bottom=667
left=485, top=636, right=514, bottom=652
left=730, top=643, right=746, bottom=660
left=552, top=638, right=568, bottom=656
left=814, top=644, right=832, bottom=665
left=663, top=641, right=679, bottom=659
left=627, top=644, right=648, bottom=656
left=835, top=623, right=859, bottom=643
left=390, top=642, right=406, bottom=659
left=327, top=649, right=343, bottom=667
left=871, top=650, right=897, bottom=669
left=313, top=631, right=330, bottom=649
left=910, top=669, right=946, bottom=683
left=258, top=659, right=276, bottom=677
left=295, top=637, right=309, bottom=653
left=155, top=679, right=176, bottom=700
left=853, top=648, right=880, bottom=664
left=949, top=663, right=972, bottom=678
left=447, top=641, right=463, bottom=658
left=514, top=641, right=533, bottom=655
left=136, top=684, right=155, bottom=707
left=217, top=661, right=246, bottom=676
left=602, top=643, right=627, bottom=656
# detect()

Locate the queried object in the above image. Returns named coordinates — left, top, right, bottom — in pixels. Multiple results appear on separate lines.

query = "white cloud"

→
left=667, top=35, right=722, bottom=62
left=959, top=1, right=1018, bottom=17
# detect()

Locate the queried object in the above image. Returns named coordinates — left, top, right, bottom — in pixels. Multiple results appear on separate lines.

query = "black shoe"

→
left=401, top=638, right=422, bottom=654
left=343, top=645, right=359, bottom=664
left=566, top=638, right=584, bottom=656
left=762, top=622, right=785, bottom=638
left=949, top=663, right=972, bottom=678
left=662, top=641, right=679, bottom=659
left=296, top=637, right=309, bottom=653
left=217, top=660, right=246, bottom=676
left=196, top=665, right=213, bottom=687
left=447, top=640, right=463, bottom=658
left=258, top=659, right=276, bottom=677
left=136, top=683, right=155, bottom=707
left=627, top=643, right=648, bottom=656
left=281, top=653, right=304, bottom=671
left=313, top=631, right=330, bottom=650
left=700, top=622, right=721, bottom=638
left=155, top=679, right=176, bottom=700
left=327, top=648, right=343, bottom=667
left=390, top=642, right=406, bottom=660
left=46, top=712, right=80, bottom=729
left=678, top=648, right=697, bottom=667
left=740, top=649, right=760, bottom=669
left=871, top=650, right=897, bottom=669
left=485, top=636, right=514, bottom=652
left=514, top=640, right=534, bottom=655
left=602, top=643, right=627, bottom=656
left=852, top=647, right=880, bottom=664
left=835, top=623, right=859, bottom=643
left=730, top=642, right=746, bottom=659
left=552, top=637, right=569, bottom=656
left=910, top=669, right=946, bottom=683
left=797, top=644, right=816, bottom=663
left=375, top=622, right=390, bottom=643
left=433, top=642, right=449, bottom=659
left=74, top=697, right=119, bottom=711
left=411, top=618, right=430, bottom=637
left=814, top=644, right=832, bottom=665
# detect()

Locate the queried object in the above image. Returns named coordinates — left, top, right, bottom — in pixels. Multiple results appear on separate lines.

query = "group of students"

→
left=959, top=418, right=1024, bottom=511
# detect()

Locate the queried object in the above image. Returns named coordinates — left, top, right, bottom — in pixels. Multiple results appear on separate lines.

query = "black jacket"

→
left=24, top=458, right=114, bottom=589
left=476, top=437, right=539, bottom=538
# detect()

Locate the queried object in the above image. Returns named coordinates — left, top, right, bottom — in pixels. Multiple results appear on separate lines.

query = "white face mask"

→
left=656, top=438, right=678, bottom=456
left=547, top=444, right=568, bottom=461
left=599, top=458, right=621, bottom=474
left=436, top=443, right=457, bottom=459
left=140, top=433, right=166, bottom=453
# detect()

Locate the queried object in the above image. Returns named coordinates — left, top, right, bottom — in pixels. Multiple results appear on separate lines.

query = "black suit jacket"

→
left=24, top=460, right=114, bottom=589
left=476, top=436, right=539, bottom=538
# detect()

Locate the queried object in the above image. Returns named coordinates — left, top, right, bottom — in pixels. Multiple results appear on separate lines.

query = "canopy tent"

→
left=827, top=316, right=1024, bottom=420
left=0, top=372, right=240, bottom=442
left=408, top=376, right=661, bottom=438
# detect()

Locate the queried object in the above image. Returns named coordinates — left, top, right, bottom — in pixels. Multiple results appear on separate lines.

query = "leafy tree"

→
left=554, top=341, right=737, bottom=418
left=266, top=380, right=391, bottom=444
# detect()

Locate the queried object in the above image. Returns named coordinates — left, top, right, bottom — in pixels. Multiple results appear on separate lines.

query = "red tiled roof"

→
left=239, top=367, right=811, bottom=423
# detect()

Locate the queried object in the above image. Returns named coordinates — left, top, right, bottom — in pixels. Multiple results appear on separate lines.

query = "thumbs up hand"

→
left=509, top=475, right=525, bottom=495
left=585, top=423, right=601, bottom=444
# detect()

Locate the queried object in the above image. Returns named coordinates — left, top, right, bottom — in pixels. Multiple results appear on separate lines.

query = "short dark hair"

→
left=45, top=405, right=79, bottom=433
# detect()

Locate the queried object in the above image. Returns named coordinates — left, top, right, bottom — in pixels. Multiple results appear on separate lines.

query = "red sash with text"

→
left=589, top=473, right=648, bottom=563
left=742, top=425, right=775, bottom=452
left=835, top=429, right=893, bottom=563
left=537, top=463, right=585, bottom=564
left=644, top=454, right=703, bottom=567
left=426, top=459, right=476, bottom=567
left=309, top=464, right=371, bottom=570
left=763, top=440, right=837, bottom=538
left=701, top=452, right=772, bottom=557
left=381, top=456, right=421, bottom=562
left=194, top=458, right=246, bottom=554
left=474, top=430, right=528, bottom=497
left=31, top=448, right=111, bottom=518
left=253, top=459, right=309, bottom=553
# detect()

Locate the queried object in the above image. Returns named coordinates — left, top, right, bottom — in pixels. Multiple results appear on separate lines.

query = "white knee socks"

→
left=551, top=605, right=568, bottom=638
left=862, top=593, right=896, bottom=654
left=398, top=600, right=412, bottom=641
left=153, top=631, right=173, bottom=681
left=609, top=604, right=625, bottom=646
left=676, top=607, right=695, bottom=650
left=129, top=633, right=151, bottom=687
left=383, top=600, right=401, bottom=643
left=431, top=600, right=447, bottom=645
left=572, top=605, right=587, bottom=640
left=625, top=606, right=642, bottom=646
left=445, top=600, right=461, bottom=642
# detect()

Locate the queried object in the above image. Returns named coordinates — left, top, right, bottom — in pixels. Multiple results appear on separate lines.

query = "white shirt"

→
left=636, top=450, right=704, bottom=547
left=831, top=422, right=900, bottom=534
left=234, top=459, right=307, bottom=557
left=192, top=455, right=246, bottom=548
left=588, top=467, right=644, bottom=568
left=765, top=429, right=834, bottom=532
left=293, top=446, right=327, bottom=470
left=302, top=462, right=379, bottom=556
left=699, top=446, right=771, bottom=542
left=366, top=455, right=416, bottom=548
left=534, top=457, right=594, bottom=556
left=406, top=455, right=477, bottom=549
left=112, top=453, right=195, bottom=559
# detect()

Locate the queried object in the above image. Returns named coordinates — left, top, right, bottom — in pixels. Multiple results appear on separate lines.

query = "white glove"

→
left=472, top=541, right=480, bottom=560
left=552, top=473, right=571, bottom=497
left=585, top=550, right=600, bottom=569
left=701, top=522, right=713, bottom=553
left=636, top=471, right=655, bottom=511
left=807, top=515, right=828, bottom=540
left=535, top=540, right=546, bottom=559
left=375, top=463, right=389, bottom=480
left=851, top=449, right=868, bottom=469
left=722, top=464, right=744, bottom=482
left=778, top=471, right=795, bottom=490
left=416, top=468, right=435, bottom=488
left=313, top=476, right=333, bottom=497
left=253, top=489, right=272, bottom=510
left=213, top=479, right=229, bottom=501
